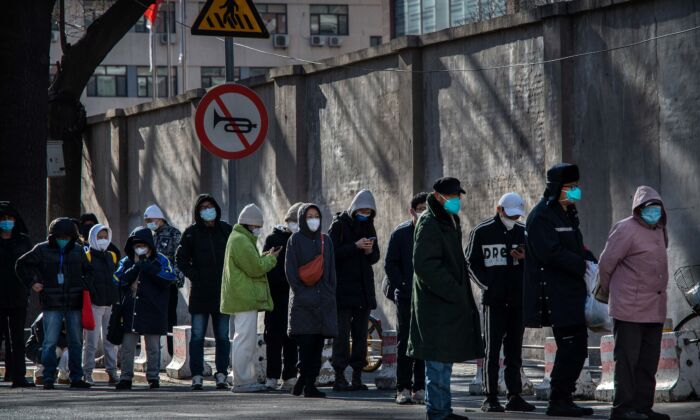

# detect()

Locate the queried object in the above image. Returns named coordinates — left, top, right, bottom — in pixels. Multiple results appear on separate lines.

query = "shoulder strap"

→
left=85, top=250, right=92, bottom=263
left=109, top=251, right=117, bottom=264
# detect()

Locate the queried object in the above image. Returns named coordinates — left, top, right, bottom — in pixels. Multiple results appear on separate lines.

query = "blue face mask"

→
left=564, top=186, right=582, bottom=202
left=200, top=208, right=217, bottom=222
left=355, top=213, right=370, bottom=222
left=442, top=196, right=461, bottom=215
left=641, top=205, right=662, bottom=225
left=0, top=220, right=14, bottom=232
left=56, top=239, right=70, bottom=250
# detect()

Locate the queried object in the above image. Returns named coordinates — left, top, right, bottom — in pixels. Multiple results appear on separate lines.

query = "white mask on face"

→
left=252, top=228, right=262, bottom=237
left=287, top=222, right=299, bottom=233
left=307, top=218, right=321, bottom=232
left=134, top=246, right=149, bottom=256
left=96, top=239, right=110, bottom=251
left=499, top=214, right=516, bottom=231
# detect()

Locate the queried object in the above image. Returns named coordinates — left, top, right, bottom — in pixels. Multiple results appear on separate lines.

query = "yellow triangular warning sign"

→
left=191, top=0, right=270, bottom=38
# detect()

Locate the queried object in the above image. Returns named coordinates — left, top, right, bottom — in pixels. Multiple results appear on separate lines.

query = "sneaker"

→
left=83, top=373, right=94, bottom=385
left=148, top=379, right=160, bottom=389
left=566, top=398, right=594, bottom=416
left=412, top=389, right=425, bottom=404
left=192, top=375, right=204, bottom=391
left=232, top=383, right=267, bottom=393
left=280, top=377, right=297, bottom=391
left=70, top=380, right=92, bottom=389
left=265, top=378, right=279, bottom=390
left=481, top=396, right=505, bottom=412
left=57, top=378, right=70, bottom=385
left=43, top=380, right=55, bottom=390
left=11, top=379, right=36, bottom=388
left=505, top=395, right=536, bottom=412
left=107, top=372, right=120, bottom=386
left=215, top=373, right=228, bottom=390
left=115, top=380, right=132, bottom=390
left=396, top=389, right=412, bottom=404
left=546, top=399, right=584, bottom=417
left=639, top=410, right=670, bottom=420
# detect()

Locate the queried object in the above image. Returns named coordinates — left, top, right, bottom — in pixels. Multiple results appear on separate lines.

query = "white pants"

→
left=82, top=304, right=118, bottom=375
left=229, top=311, right=258, bottom=387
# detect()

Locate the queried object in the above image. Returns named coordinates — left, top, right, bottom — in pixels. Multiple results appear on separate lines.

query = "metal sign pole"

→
left=225, top=36, right=237, bottom=221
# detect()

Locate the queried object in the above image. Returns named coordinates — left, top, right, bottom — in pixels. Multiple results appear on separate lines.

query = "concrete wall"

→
left=82, top=0, right=700, bottom=342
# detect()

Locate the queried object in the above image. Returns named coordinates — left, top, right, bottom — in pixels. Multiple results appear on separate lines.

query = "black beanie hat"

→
left=544, top=163, right=579, bottom=205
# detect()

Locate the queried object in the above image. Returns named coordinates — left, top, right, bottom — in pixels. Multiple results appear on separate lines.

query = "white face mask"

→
left=307, top=218, right=321, bottom=232
left=287, top=222, right=299, bottom=233
left=499, top=214, right=517, bottom=231
left=96, top=239, right=110, bottom=251
left=252, top=228, right=262, bottom=237
left=134, top=246, right=149, bottom=256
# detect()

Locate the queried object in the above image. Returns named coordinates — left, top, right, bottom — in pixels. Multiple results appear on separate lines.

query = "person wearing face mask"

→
left=175, top=194, right=233, bottom=391
left=384, top=192, right=428, bottom=405
left=465, top=192, right=535, bottom=413
left=409, top=177, right=483, bottom=420
left=285, top=203, right=338, bottom=398
left=596, top=187, right=669, bottom=420
left=0, top=201, right=34, bottom=388
left=79, top=213, right=121, bottom=259
left=16, top=217, right=94, bottom=390
left=261, top=202, right=304, bottom=391
left=524, top=163, right=595, bottom=418
left=143, top=204, right=184, bottom=357
left=328, top=189, right=380, bottom=391
left=113, top=226, right=177, bottom=390
left=81, top=224, right=120, bottom=385
left=220, top=203, right=280, bottom=393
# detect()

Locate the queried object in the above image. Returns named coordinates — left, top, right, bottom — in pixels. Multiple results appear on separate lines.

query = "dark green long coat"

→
left=407, top=194, right=484, bottom=363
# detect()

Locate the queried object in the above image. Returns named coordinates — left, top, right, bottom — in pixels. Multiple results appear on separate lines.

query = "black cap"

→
left=546, top=163, right=579, bottom=184
left=433, top=177, right=466, bottom=195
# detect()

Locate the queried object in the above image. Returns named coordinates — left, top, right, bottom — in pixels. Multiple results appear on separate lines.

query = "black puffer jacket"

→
left=16, top=218, right=92, bottom=311
left=263, top=226, right=293, bottom=303
left=176, top=194, right=232, bottom=314
left=0, top=202, right=32, bottom=309
left=328, top=211, right=380, bottom=310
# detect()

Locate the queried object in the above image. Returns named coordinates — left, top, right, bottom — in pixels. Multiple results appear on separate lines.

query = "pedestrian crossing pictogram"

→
left=191, top=0, right=270, bottom=38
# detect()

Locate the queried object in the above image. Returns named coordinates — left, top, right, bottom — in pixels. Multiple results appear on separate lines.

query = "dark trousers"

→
left=396, top=300, right=424, bottom=392
left=612, top=319, right=663, bottom=415
left=550, top=324, right=588, bottom=401
left=295, top=334, right=324, bottom=385
left=264, top=301, right=297, bottom=380
left=166, top=286, right=178, bottom=356
left=332, top=307, right=370, bottom=371
left=0, top=307, right=26, bottom=381
left=483, top=303, right=524, bottom=397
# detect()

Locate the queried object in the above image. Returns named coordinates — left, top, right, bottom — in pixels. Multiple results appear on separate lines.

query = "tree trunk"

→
left=0, top=1, right=56, bottom=241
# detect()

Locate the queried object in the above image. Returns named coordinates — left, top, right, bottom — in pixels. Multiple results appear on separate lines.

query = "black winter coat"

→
left=116, top=227, right=177, bottom=335
left=466, top=215, right=525, bottom=306
left=384, top=220, right=415, bottom=304
left=524, top=198, right=587, bottom=328
left=176, top=194, right=232, bottom=314
left=16, top=218, right=92, bottom=312
left=328, top=211, right=380, bottom=310
left=0, top=233, right=32, bottom=309
left=86, top=248, right=118, bottom=307
left=263, top=226, right=293, bottom=305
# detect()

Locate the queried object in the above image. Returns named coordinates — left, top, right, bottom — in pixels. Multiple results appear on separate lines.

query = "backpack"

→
left=85, top=250, right=117, bottom=265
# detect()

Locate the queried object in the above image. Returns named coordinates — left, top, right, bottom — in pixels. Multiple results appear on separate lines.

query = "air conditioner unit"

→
left=159, top=33, right=176, bottom=45
left=309, top=36, right=325, bottom=47
left=327, top=36, right=343, bottom=48
left=273, top=34, right=289, bottom=49
left=51, top=31, right=59, bottom=43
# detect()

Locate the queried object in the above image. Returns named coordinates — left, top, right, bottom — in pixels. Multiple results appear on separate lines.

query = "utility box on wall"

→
left=47, top=140, right=65, bottom=177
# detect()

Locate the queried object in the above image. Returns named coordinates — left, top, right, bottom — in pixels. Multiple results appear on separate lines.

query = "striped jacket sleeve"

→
left=465, top=224, right=488, bottom=290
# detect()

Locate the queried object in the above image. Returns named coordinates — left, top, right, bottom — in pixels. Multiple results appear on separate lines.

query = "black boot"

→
left=350, top=369, right=368, bottom=391
left=304, top=376, right=326, bottom=398
left=11, top=379, right=36, bottom=388
left=566, top=397, right=594, bottom=416
left=546, top=399, right=584, bottom=417
left=115, top=380, right=132, bottom=390
left=291, top=375, right=305, bottom=396
left=481, top=396, right=505, bottom=412
left=505, top=395, right=536, bottom=412
left=332, top=370, right=351, bottom=392
left=148, top=379, right=160, bottom=389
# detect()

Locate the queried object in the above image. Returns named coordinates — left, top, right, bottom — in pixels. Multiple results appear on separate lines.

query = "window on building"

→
left=247, top=67, right=269, bottom=78
left=370, top=36, right=382, bottom=47
left=87, top=65, right=127, bottom=97
left=201, top=66, right=241, bottom=88
left=395, top=0, right=506, bottom=37
left=310, top=5, right=348, bottom=36
left=134, top=2, right=176, bottom=33
left=257, top=4, right=287, bottom=34
left=136, top=66, right=178, bottom=97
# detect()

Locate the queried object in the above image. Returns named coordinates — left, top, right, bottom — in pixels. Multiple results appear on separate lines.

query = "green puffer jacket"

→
left=407, top=194, right=484, bottom=363
left=220, top=224, right=277, bottom=314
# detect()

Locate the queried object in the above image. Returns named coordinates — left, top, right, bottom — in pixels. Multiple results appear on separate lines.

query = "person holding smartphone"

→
left=329, top=189, right=380, bottom=391
left=466, top=192, right=534, bottom=413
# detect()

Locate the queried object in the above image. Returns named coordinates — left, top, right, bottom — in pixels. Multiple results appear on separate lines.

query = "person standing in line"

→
left=262, top=202, right=304, bottom=391
left=82, top=224, right=120, bottom=385
left=523, top=163, right=595, bottom=418
left=384, top=192, right=428, bottom=405
left=466, top=192, right=535, bottom=413
left=0, top=201, right=34, bottom=387
left=285, top=203, right=338, bottom=398
left=328, top=189, right=380, bottom=392
left=597, top=186, right=670, bottom=420
left=79, top=213, right=121, bottom=259
left=143, top=204, right=184, bottom=356
left=220, top=204, right=280, bottom=393
left=409, top=177, right=484, bottom=420
left=176, top=194, right=233, bottom=391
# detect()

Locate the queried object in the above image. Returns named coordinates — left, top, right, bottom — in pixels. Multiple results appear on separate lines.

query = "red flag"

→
left=144, top=0, right=164, bottom=27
